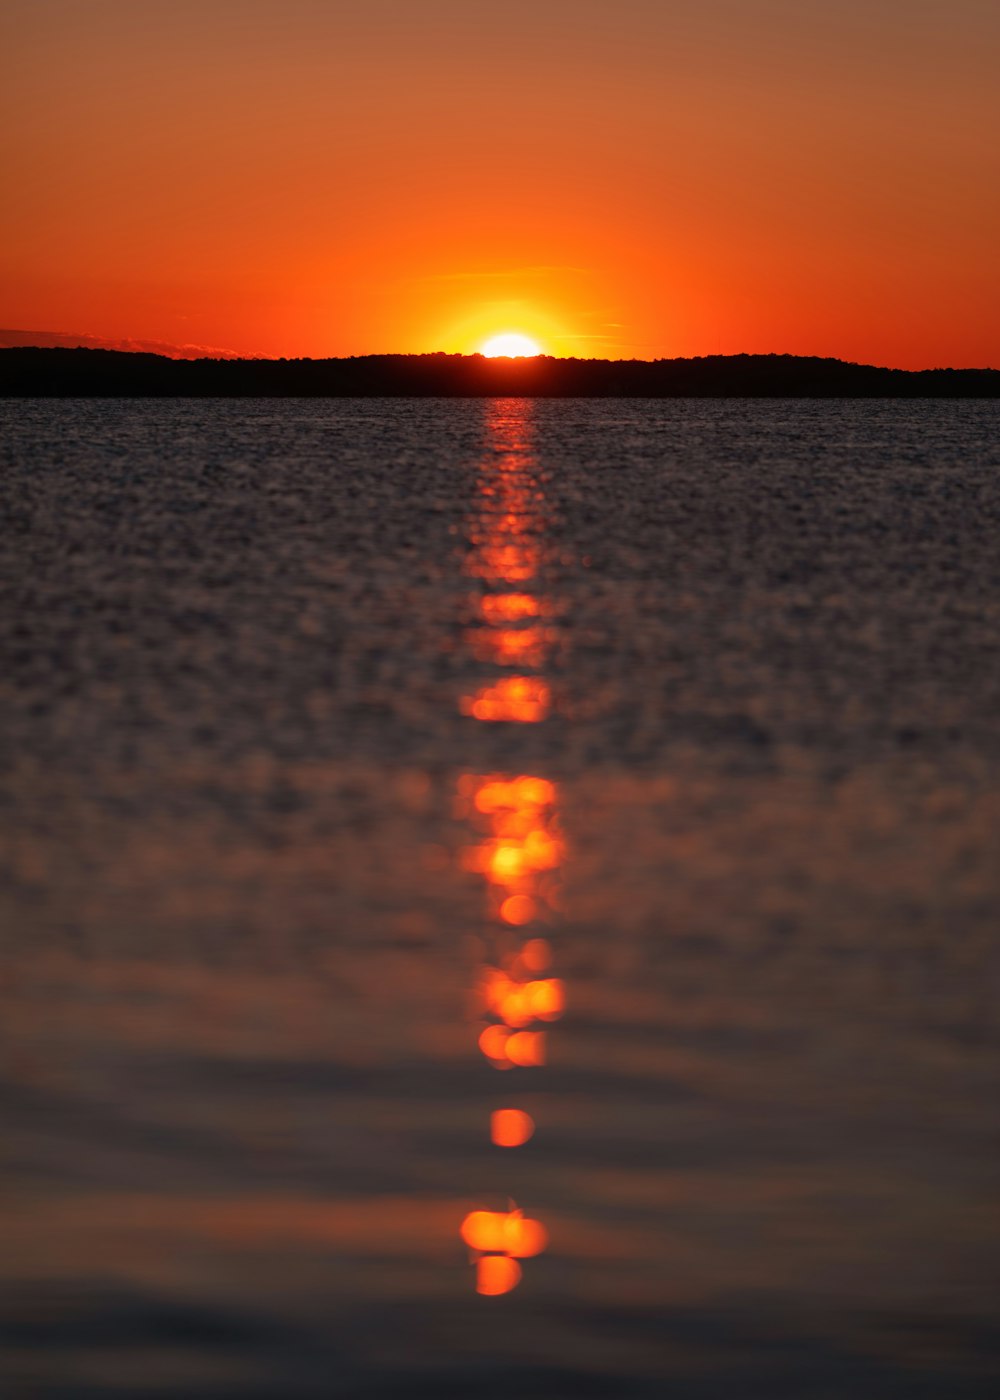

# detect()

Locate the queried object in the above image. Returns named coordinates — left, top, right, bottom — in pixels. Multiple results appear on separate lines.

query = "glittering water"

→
left=2, top=397, right=998, bottom=1397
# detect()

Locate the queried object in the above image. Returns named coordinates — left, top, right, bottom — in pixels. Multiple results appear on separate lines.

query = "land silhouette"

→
left=2, top=347, right=998, bottom=396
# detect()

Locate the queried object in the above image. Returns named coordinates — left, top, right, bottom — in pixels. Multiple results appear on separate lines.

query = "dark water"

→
left=1, top=398, right=998, bottom=1397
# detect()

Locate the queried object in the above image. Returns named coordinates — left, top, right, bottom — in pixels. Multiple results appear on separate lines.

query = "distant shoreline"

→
left=2, top=347, right=998, bottom=397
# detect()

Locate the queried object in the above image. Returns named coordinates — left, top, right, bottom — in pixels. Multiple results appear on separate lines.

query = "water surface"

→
left=2, top=398, right=998, bottom=1396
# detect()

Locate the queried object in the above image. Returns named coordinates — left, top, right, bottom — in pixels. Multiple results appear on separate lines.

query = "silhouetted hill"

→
left=1, top=347, right=998, bottom=397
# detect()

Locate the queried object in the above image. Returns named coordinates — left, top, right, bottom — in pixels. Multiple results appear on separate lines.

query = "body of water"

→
left=2, top=398, right=998, bottom=1396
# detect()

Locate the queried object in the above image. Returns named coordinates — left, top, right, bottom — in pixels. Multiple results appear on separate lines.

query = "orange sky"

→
left=1, top=0, right=998, bottom=367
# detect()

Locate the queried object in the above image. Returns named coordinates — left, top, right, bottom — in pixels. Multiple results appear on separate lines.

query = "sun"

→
left=480, top=332, right=542, bottom=358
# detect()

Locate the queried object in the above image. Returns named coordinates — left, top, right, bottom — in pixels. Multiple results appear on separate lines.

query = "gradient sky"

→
left=1, top=0, right=998, bottom=366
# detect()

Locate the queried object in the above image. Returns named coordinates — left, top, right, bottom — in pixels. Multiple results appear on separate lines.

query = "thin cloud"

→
left=0, top=329, right=261, bottom=360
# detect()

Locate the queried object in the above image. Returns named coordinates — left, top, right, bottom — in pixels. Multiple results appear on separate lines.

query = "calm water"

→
left=2, top=398, right=999, bottom=1397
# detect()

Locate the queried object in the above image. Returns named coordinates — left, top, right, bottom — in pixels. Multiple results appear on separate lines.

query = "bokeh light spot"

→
left=500, top=894, right=537, bottom=926
left=490, top=1108, right=536, bottom=1147
left=476, top=1255, right=523, bottom=1295
left=506, top=1030, right=547, bottom=1066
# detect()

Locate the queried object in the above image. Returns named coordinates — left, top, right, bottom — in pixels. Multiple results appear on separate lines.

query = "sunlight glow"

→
left=480, top=333, right=542, bottom=358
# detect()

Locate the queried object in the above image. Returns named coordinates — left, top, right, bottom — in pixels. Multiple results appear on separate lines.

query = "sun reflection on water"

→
left=457, top=399, right=564, bottom=1296
left=459, top=675, right=551, bottom=724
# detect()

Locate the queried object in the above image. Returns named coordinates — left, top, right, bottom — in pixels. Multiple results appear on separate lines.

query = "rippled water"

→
left=2, top=398, right=998, bottom=1396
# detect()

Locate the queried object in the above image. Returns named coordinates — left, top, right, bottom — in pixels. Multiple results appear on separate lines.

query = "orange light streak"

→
left=460, top=401, right=561, bottom=1295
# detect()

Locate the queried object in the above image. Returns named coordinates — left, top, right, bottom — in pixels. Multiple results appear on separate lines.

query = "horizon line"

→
left=1, top=338, right=997, bottom=375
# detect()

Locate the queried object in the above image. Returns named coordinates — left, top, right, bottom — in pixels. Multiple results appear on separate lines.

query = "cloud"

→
left=0, top=329, right=260, bottom=360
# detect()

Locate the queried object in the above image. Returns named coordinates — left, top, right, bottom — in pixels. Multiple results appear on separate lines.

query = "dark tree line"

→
left=2, top=347, right=998, bottom=396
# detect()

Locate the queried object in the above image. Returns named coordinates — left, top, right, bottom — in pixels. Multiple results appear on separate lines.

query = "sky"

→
left=1, top=0, right=998, bottom=366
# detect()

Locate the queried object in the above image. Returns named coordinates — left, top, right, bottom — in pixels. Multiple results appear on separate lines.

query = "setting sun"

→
left=480, top=334, right=542, bottom=359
